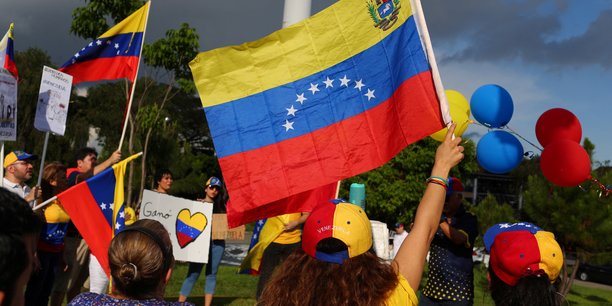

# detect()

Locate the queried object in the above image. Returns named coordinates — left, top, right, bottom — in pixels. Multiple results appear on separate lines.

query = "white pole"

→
left=410, top=0, right=451, bottom=125
left=117, top=1, right=152, bottom=151
left=37, top=132, right=50, bottom=186
left=282, top=0, right=311, bottom=28
left=32, top=195, right=56, bottom=211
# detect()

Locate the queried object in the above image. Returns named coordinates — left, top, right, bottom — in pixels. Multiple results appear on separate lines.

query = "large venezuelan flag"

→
left=57, top=153, right=141, bottom=276
left=0, top=23, right=18, bottom=79
left=59, top=2, right=149, bottom=84
left=190, top=0, right=445, bottom=227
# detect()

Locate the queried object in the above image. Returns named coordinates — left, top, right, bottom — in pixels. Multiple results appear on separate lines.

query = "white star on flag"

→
left=339, top=75, right=350, bottom=87
left=499, top=223, right=511, bottom=228
left=253, top=233, right=258, bottom=239
left=114, top=43, right=119, bottom=49
left=96, top=40, right=102, bottom=45
left=286, top=105, right=298, bottom=116
left=282, top=119, right=295, bottom=131
left=119, top=211, right=125, bottom=219
left=74, top=53, right=80, bottom=58
left=354, top=79, right=365, bottom=91
left=364, top=89, right=376, bottom=101
left=88, top=42, right=93, bottom=47
left=308, top=83, right=320, bottom=95
left=100, top=203, right=107, bottom=210
left=115, top=223, right=122, bottom=230
left=296, top=93, right=307, bottom=104
left=323, top=77, right=334, bottom=88
left=258, top=220, right=265, bottom=225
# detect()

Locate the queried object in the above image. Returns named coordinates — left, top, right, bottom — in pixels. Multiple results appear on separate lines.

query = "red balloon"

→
left=535, top=108, right=582, bottom=147
left=540, top=139, right=591, bottom=187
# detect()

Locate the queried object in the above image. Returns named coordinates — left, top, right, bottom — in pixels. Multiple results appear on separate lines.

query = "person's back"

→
left=484, top=222, right=564, bottom=306
left=69, top=219, right=193, bottom=306
left=258, top=124, right=465, bottom=306
left=0, top=188, right=43, bottom=306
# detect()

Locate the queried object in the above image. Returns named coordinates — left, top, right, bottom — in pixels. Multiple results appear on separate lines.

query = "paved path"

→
left=573, top=279, right=612, bottom=290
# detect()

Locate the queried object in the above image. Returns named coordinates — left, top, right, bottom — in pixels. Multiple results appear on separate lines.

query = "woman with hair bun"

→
left=68, top=219, right=192, bottom=305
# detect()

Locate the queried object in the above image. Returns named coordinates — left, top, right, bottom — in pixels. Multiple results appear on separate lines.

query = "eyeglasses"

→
left=11, top=161, right=32, bottom=166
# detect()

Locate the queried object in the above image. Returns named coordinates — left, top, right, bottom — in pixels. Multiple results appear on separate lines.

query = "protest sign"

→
left=0, top=69, right=17, bottom=141
left=139, top=190, right=212, bottom=263
left=34, top=66, right=72, bottom=135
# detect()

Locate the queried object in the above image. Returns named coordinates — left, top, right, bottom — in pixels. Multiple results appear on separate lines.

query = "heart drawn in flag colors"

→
left=175, top=209, right=208, bottom=248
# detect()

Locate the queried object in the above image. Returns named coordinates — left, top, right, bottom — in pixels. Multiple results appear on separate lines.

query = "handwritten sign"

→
left=211, top=214, right=245, bottom=241
left=34, top=66, right=72, bottom=135
left=0, top=69, right=17, bottom=141
left=139, top=190, right=213, bottom=263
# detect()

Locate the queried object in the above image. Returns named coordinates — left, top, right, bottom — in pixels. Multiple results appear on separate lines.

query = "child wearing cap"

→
left=258, top=124, right=465, bottom=306
left=484, top=222, right=564, bottom=306
left=178, top=177, right=226, bottom=306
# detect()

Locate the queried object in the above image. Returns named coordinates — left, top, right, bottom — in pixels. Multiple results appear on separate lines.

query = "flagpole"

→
left=410, top=0, right=451, bottom=126
left=33, top=151, right=144, bottom=212
left=117, top=1, right=151, bottom=151
left=36, top=132, right=50, bottom=186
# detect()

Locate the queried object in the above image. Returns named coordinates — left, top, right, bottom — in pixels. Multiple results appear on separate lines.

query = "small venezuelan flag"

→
left=0, top=23, right=18, bottom=79
left=57, top=153, right=141, bottom=276
left=59, top=2, right=150, bottom=84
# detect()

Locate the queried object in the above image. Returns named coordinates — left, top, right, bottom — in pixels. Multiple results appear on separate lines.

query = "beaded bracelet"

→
left=426, top=176, right=448, bottom=190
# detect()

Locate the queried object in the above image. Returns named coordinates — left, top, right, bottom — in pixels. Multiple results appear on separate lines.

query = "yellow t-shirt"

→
left=385, top=274, right=418, bottom=306
left=273, top=213, right=302, bottom=244
left=44, top=200, right=70, bottom=223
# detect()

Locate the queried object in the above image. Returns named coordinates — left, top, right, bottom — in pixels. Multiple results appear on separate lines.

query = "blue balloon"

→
left=470, top=84, right=514, bottom=128
left=477, top=130, right=524, bottom=174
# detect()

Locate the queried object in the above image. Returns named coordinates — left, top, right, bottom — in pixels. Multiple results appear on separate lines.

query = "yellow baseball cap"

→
left=4, top=151, right=37, bottom=168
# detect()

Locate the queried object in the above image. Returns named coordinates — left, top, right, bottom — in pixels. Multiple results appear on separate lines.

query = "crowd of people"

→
left=1, top=125, right=567, bottom=306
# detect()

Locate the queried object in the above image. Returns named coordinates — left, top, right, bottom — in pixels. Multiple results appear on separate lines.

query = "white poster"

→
left=139, top=190, right=213, bottom=263
left=0, top=69, right=17, bottom=141
left=34, top=66, right=72, bottom=135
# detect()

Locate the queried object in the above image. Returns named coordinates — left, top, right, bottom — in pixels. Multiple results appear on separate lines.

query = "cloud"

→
left=423, top=0, right=612, bottom=68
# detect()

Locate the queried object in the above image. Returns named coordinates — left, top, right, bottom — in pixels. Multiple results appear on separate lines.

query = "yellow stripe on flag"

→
left=190, top=0, right=413, bottom=107
left=99, top=1, right=149, bottom=38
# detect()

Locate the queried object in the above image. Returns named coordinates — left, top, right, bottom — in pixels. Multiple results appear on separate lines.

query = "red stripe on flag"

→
left=221, top=71, right=442, bottom=226
left=227, top=182, right=338, bottom=227
left=59, top=56, right=139, bottom=84
left=4, top=54, right=18, bottom=79
left=58, top=182, right=113, bottom=276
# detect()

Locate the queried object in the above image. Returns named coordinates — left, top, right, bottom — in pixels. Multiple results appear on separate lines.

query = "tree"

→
left=469, top=193, right=517, bottom=247
left=70, top=0, right=145, bottom=40
left=339, top=137, right=478, bottom=226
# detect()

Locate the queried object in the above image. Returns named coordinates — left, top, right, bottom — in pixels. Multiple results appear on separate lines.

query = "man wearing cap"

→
left=392, top=222, right=409, bottom=259
left=422, top=177, right=479, bottom=306
left=3, top=150, right=42, bottom=207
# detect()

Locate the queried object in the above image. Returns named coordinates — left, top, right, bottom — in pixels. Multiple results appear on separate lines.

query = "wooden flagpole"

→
left=117, top=1, right=152, bottom=151
left=410, top=0, right=451, bottom=126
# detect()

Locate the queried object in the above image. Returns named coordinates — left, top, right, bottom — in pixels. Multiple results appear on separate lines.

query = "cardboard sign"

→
left=34, top=66, right=72, bottom=135
left=0, top=69, right=17, bottom=141
left=211, top=214, right=245, bottom=241
left=139, top=190, right=212, bottom=263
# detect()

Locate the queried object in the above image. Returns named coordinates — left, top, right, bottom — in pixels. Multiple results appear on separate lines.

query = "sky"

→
left=1, top=0, right=611, bottom=163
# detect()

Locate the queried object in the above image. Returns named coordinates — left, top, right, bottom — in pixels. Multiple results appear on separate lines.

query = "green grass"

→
left=164, top=262, right=612, bottom=306
left=165, top=262, right=257, bottom=306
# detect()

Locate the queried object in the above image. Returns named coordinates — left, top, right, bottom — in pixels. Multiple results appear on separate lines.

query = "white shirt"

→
left=392, top=230, right=409, bottom=259
left=3, top=177, right=33, bottom=208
